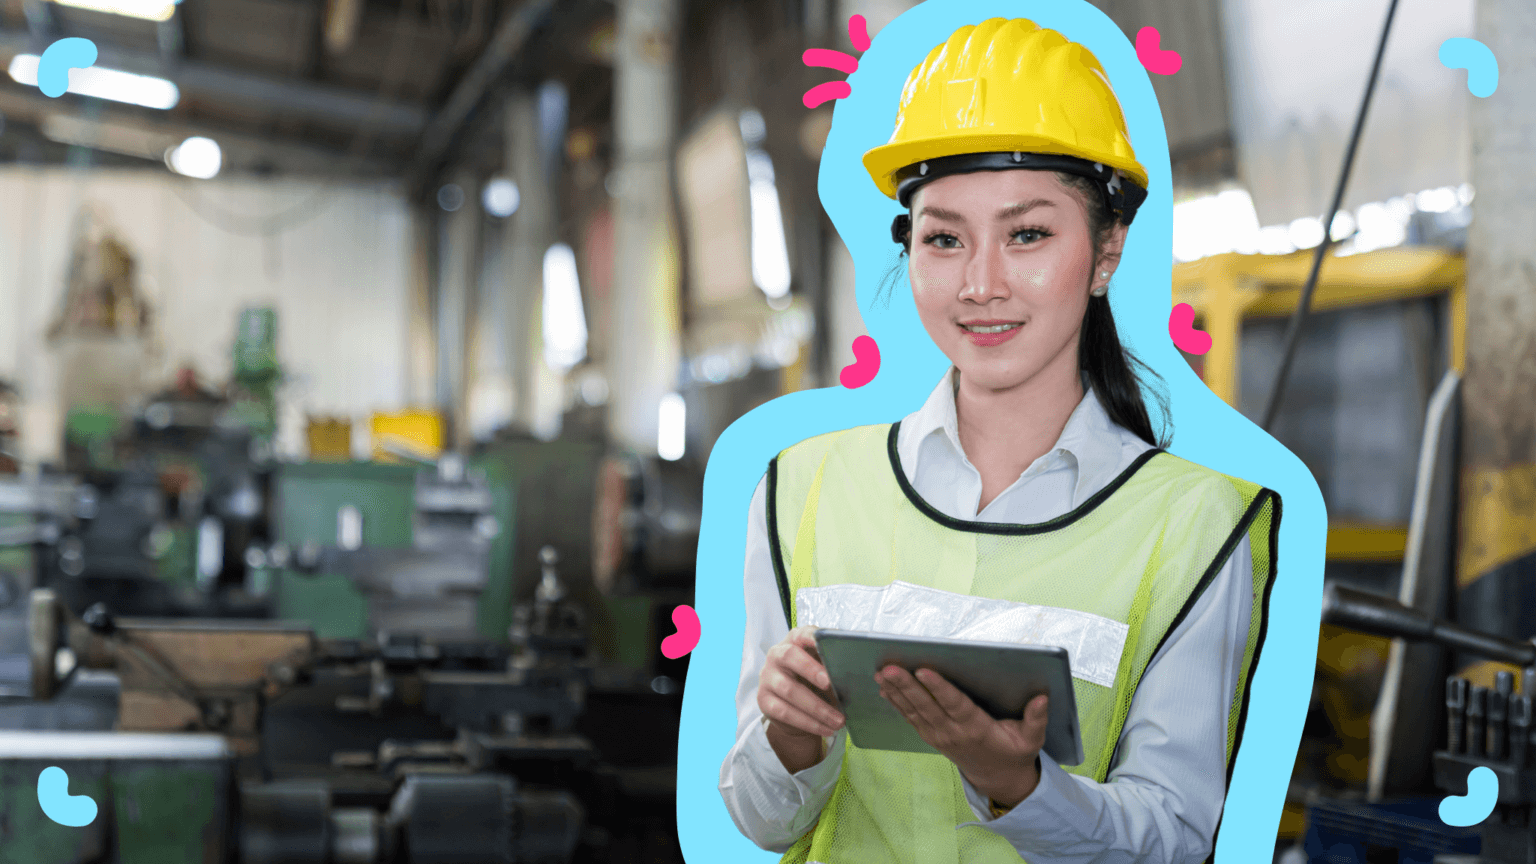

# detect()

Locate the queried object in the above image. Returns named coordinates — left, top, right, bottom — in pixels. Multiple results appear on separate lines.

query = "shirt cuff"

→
left=744, top=716, right=847, bottom=806
left=961, top=750, right=1106, bottom=852
left=957, top=751, right=1048, bottom=823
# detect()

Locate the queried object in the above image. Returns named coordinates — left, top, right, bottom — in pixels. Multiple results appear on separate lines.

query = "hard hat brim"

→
left=863, top=133, right=1150, bottom=203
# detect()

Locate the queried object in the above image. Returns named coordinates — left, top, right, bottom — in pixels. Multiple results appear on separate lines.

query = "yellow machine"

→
left=1172, top=246, right=1467, bottom=840
left=371, top=410, right=445, bottom=462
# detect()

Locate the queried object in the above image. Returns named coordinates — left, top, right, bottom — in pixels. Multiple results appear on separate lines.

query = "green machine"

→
left=471, top=438, right=601, bottom=643
left=226, top=307, right=280, bottom=445
left=0, top=733, right=234, bottom=864
left=268, top=432, right=671, bottom=664
left=468, top=436, right=692, bottom=675
left=266, top=460, right=417, bottom=640
left=266, top=456, right=508, bottom=641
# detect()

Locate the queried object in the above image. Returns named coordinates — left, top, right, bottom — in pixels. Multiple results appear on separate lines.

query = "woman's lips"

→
left=959, top=320, right=1023, bottom=347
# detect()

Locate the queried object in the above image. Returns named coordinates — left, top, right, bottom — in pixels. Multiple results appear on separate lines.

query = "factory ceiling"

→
left=0, top=0, right=614, bottom=184
left=0, top=0, right=1244, bottom=196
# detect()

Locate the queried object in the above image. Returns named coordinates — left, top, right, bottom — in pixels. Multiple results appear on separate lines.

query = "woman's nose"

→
left=959, top=245, right=1010, bottom=303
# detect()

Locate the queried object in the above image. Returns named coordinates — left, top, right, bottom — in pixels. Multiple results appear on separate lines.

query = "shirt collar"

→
left=897, top=368, right=1131, bottom=507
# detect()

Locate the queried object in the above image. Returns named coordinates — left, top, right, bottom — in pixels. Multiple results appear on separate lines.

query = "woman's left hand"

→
left=877, top=666, right=1049, bottom=808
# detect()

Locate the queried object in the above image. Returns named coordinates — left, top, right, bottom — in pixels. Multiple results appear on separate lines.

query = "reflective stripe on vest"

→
left=765, top=423, right=1280, bottom=864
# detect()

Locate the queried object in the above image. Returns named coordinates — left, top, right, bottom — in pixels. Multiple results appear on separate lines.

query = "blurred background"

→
left=0, top=0, right=1530, bottom=862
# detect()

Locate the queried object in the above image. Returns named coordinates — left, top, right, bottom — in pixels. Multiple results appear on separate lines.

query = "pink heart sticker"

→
left=839, top=336, right=881, bottom=389
left=1135, top=27, right=1183, bottom=76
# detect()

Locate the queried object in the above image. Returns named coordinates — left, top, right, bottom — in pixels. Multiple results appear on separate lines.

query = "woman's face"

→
left=908, top=170, right=1118, bottom=394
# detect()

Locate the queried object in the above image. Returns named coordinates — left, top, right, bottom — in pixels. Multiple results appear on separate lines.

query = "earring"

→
left=1091, top=284, right=1107, bottom=297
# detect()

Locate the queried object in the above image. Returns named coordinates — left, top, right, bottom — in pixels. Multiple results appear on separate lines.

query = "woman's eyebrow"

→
left=917, top=205, right=966, bottom=224
left=996, top=199, right=1056, bottom=220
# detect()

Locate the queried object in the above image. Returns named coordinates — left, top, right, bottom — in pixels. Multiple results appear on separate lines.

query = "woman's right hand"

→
left=758, top=626, right=846, bottom=743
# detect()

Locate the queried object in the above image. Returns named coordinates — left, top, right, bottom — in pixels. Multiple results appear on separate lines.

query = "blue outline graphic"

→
left=676, top=3, right=1326, bottom=861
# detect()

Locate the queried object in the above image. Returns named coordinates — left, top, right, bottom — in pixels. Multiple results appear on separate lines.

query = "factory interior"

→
left=0, top=0, right=1531, bottom=862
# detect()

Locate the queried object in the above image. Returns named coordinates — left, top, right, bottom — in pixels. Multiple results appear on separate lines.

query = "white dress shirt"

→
left=718, top=370, right=1255, bottom=864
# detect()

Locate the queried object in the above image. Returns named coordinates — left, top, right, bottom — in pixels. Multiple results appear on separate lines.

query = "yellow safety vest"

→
left=766, top=423, right=1279, bottom=864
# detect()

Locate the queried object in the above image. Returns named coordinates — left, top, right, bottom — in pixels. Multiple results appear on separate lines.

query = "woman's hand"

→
left=877, top=666, right=1049, bottom=808
left=758, top=626, right=846, bottom=773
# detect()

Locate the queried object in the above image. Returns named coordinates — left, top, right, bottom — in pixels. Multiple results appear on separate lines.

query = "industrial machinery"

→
left=1321, top=582, right=1536, bottom=864
left=0, top=379, right=20, bottom=474
left=264, top=453, right=498, bottom=640
left=8, top=546, right=599, bottom=863
left=0, top=300, right=692, bottom=861
left=1173, top=247, right=1466, bottom=843
left=0, top=733, right=585, bottom=864
left=3, top=310, right=285, bottom=625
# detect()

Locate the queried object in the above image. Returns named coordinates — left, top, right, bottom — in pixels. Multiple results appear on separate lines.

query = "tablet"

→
left=814, top=629, right=1084, bottom=766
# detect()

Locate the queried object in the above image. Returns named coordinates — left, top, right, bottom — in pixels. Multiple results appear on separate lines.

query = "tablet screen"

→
left=815, top=629, right=1084, bottom=766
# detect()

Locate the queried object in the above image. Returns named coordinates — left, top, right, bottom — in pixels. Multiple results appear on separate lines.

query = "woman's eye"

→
left=1011, top=229, right=1049, bottom=244
left=925, top=234, right=961, bottom=250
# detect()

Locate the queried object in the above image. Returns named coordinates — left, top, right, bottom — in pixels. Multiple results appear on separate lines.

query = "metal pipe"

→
left=1260, top=0, right=1403, bottom=431
left=0, top=731, right=232, bottom=759
left=0, top=90, right=396, bottom=177
left=410, top=0, right=557, bottom=178
left=0, top=28, right=427, bottom=135
left=1322, top=582, right=1536, bottom=666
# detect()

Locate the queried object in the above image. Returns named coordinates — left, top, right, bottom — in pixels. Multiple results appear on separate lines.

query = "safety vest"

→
left=766, top=423, right=1280, bottom=864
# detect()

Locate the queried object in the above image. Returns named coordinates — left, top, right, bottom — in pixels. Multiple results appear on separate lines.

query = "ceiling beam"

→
left=0, top=86, right=398, bottom=176
left=408, top=0, right=557, bottom=184
left=0, top=27, right=428, bottom=135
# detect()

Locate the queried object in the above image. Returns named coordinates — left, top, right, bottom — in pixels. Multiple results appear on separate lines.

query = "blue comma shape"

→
left=37, top=37, right=99, bottom=99
left=1439, top=765, right=1498, bottom=827
left=1439, top=38, right=1498, bottom=98
left=37, top=766, right=98, bottom=827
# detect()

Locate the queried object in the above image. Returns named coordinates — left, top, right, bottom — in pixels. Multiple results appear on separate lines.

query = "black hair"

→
left=880, top=171, right=1171, bottom=447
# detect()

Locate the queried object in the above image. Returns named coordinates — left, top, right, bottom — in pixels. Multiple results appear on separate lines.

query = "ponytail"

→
left=1057, top=172, right=1170, bottom=448
left=1080, top=292, right=1169, bottom=447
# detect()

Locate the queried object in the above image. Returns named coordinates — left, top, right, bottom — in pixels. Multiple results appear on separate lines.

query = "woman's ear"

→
left=1098, top=223, right=1128, bottom=275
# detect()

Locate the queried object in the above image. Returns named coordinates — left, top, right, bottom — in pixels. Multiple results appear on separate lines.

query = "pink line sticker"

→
left=803, top=80, right=852, bottom=109
left=848, top=14, right=870, bottom=52
left=803, top=48, right=859, bottom=75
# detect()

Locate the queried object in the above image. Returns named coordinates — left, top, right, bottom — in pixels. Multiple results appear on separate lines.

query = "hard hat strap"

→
left=893, top=152, right=1147, bottom=230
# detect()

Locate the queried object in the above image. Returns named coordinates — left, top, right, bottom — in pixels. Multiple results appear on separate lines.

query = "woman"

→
left=718, top=18, right=1279, bottom=864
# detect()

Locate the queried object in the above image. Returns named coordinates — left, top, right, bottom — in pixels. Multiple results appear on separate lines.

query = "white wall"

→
left=0, top=167, right=414, bottom=463
left=826, top=233, right=869, bottom=379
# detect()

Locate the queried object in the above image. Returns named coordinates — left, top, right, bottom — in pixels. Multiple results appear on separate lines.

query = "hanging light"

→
left=165, top=136, right=221, bottom=179
left=746, top=150, right=791, bottom=301
left=8, top=54, right=179, bottom=109
left=542, top=244, right=588, bottom=371
left=657, top=393, right=686, bottom=461
left=482, top=177, right=520, bottom=218
left=437, top=184, right=465, bottom=212
left=50, top=0, right=177, bottom=22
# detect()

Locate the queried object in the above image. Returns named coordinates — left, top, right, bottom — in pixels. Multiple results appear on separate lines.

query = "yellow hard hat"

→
left=864, top=18, right=1149, bottom=223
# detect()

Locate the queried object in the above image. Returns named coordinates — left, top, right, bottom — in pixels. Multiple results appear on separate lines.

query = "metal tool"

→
left=1490, top=687, right=1508, bottom=760
left=1512, top=695, right=1532, bottom=770
left=1322, top=580, right=1536, bottom=863
left=1469, top=686, right=1488, bottom=759
left=1448, top=677, right=1468, bottom=754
